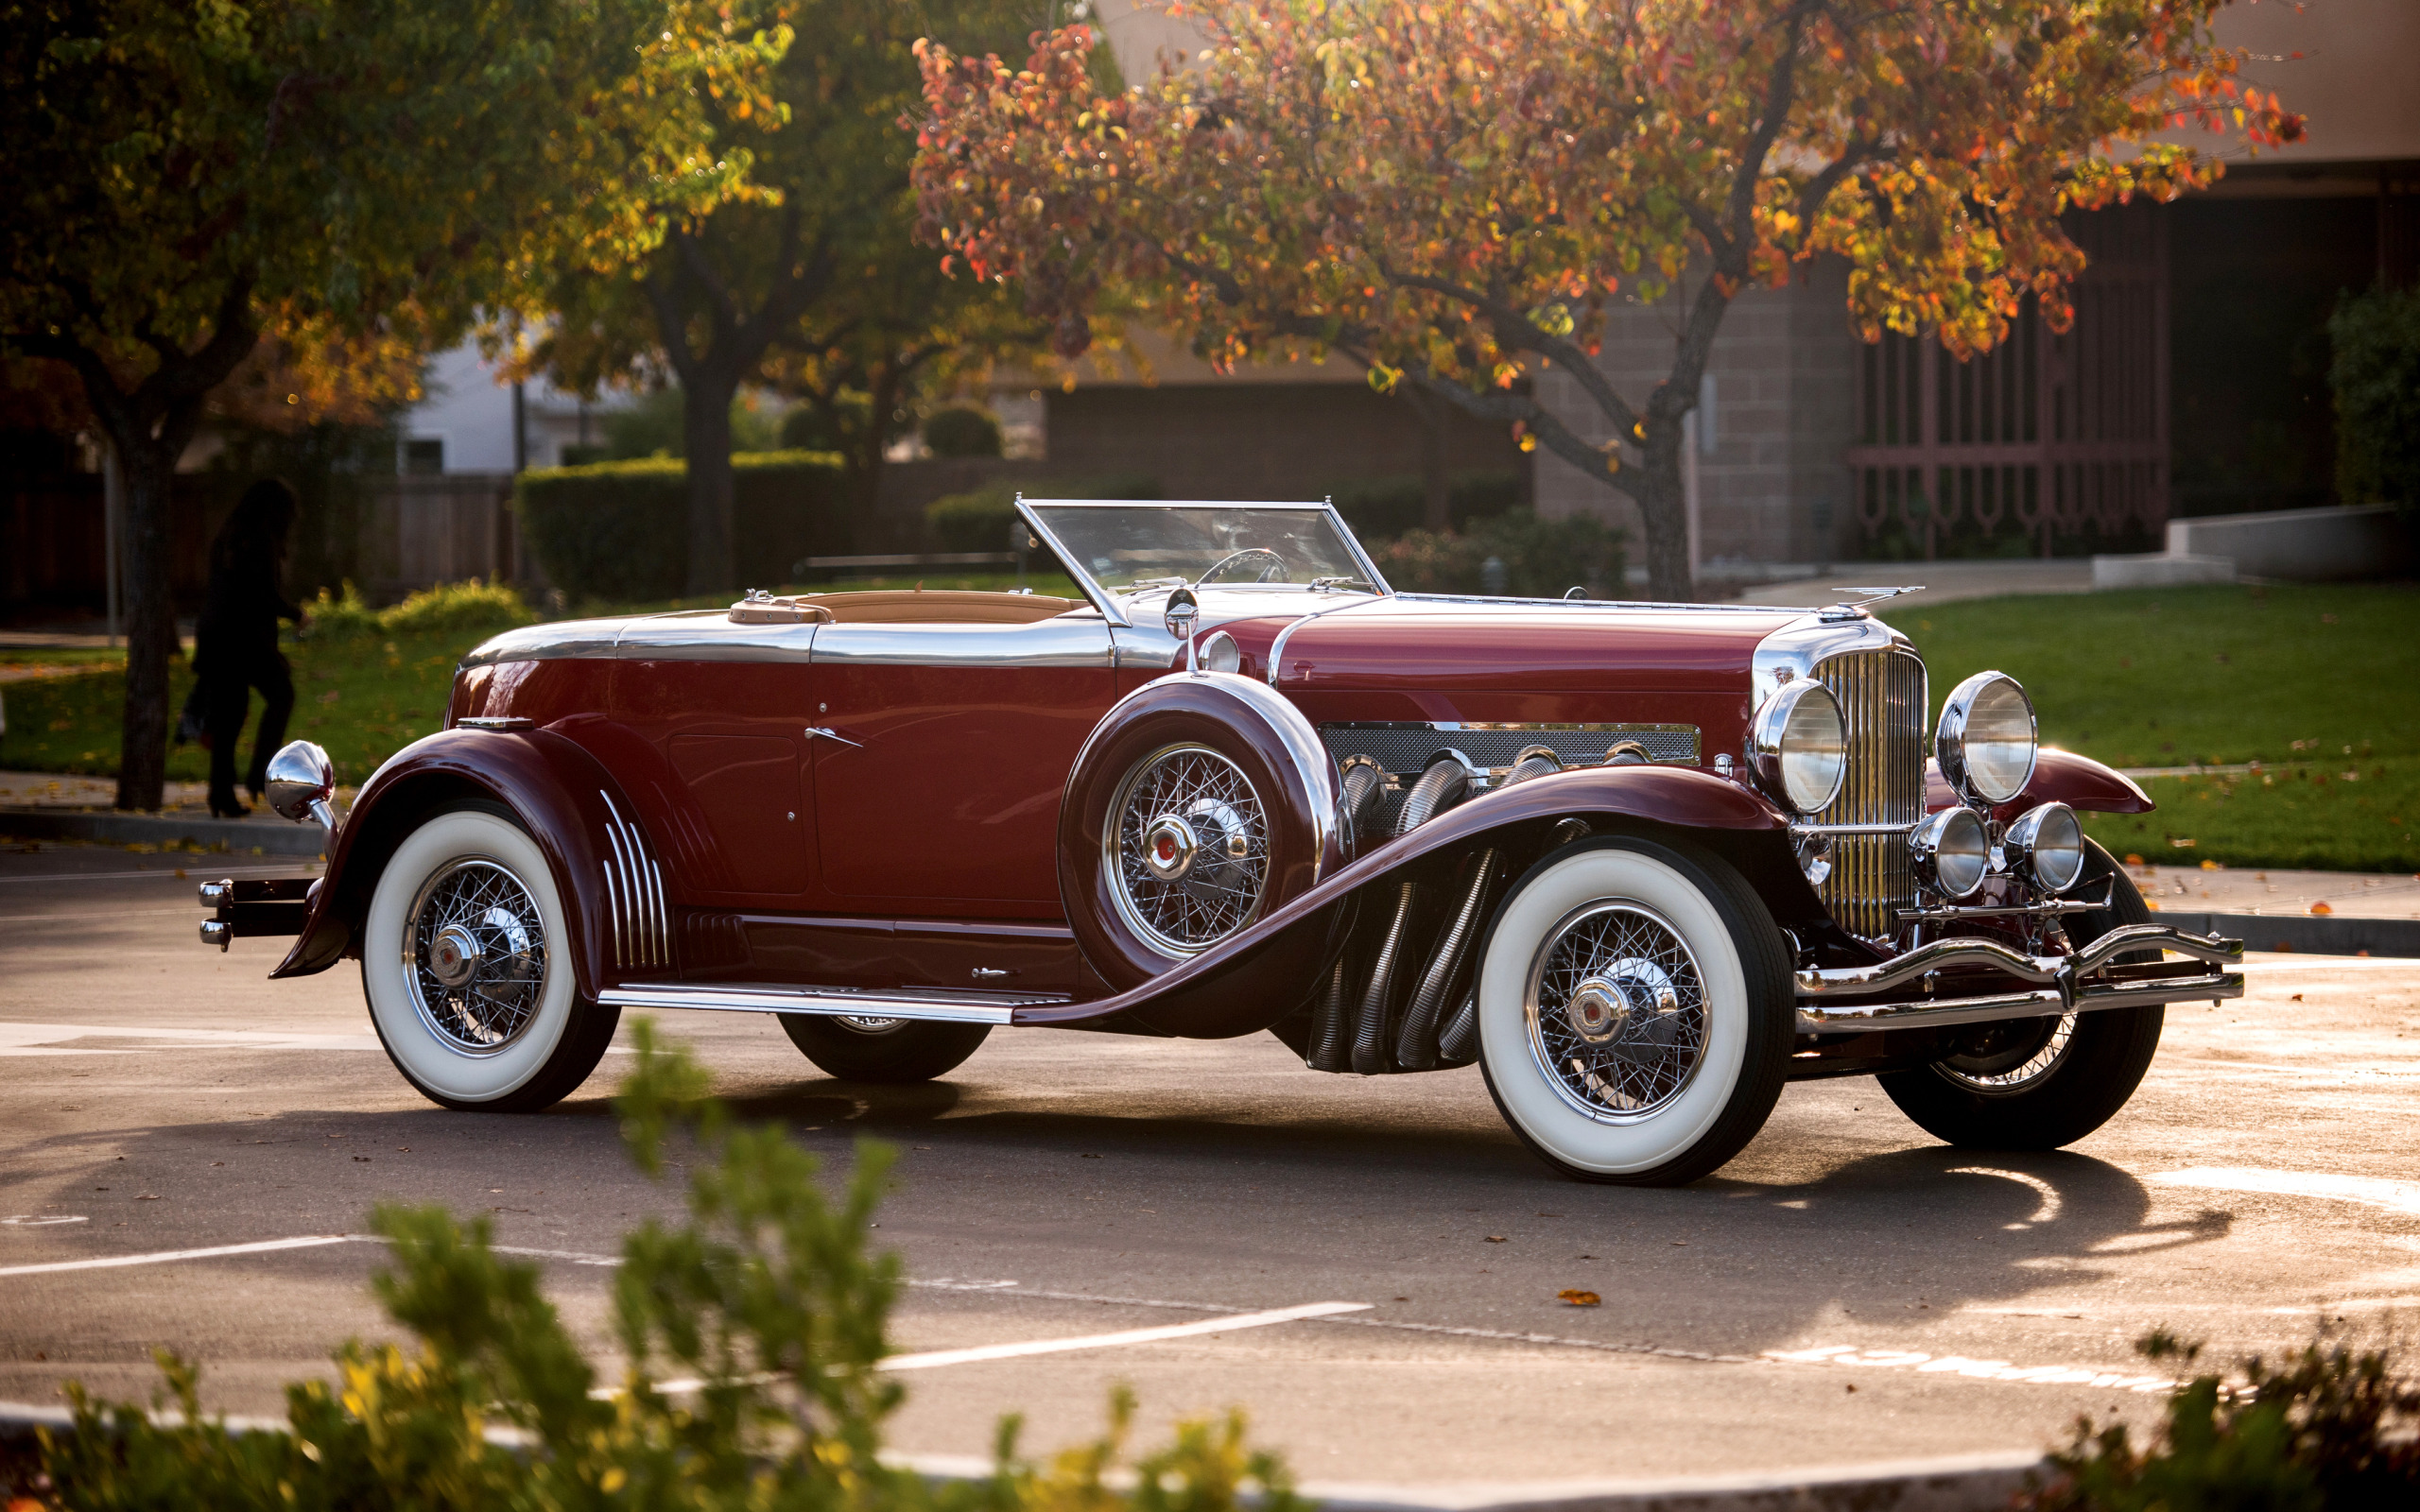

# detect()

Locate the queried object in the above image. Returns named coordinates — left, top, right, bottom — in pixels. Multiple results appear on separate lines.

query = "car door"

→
left=806, top=612, right=1115, bottom=909
left=610, top=616, right=818, bottom=903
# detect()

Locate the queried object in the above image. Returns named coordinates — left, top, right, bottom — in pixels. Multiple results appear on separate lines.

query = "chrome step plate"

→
left=598, top=980, right=1071, bottom=1025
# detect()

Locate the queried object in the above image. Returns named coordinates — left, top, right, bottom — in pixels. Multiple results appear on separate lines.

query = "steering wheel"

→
left=1197, top=547, right=1289, bottom=587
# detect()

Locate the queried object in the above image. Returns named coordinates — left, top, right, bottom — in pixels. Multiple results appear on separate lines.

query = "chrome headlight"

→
left=1936, top=671, right=2037, bottom=805
left=1748, top=679, right=1847, bottom=815
left=1910, top=806, right=1989, bottom=899
left=2002, top=801, right=2086, bottom=893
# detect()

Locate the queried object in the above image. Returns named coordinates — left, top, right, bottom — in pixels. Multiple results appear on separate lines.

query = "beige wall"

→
left=2210, top=0, right=2420, bottom=166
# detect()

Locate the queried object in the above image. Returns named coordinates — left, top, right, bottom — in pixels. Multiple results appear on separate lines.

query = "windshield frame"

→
left=1013, top=497, right=1392, bottom=627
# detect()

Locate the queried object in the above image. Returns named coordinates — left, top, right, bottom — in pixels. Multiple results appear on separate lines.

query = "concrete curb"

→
left=0, top=1402, right=2046, bottom=1511
left=0, top=806, right=326, bottom=858
left=2153, top=910, right=2420, bottom=958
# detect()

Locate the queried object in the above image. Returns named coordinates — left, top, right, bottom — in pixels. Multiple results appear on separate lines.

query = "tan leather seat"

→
left=804, top=590, right=1079, bottom=625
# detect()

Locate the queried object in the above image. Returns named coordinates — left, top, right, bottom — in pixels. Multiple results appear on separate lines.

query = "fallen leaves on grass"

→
left=2310, top=901, right=2334, bottom=915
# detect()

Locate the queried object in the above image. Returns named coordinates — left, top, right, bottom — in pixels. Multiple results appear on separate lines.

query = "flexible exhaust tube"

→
left=1307, top=954, right=1351, bottom=1072
left=1395, top=848, right=1495, bottom=1070
left=1350, top=756, right=1472, bottom=1074
left=1339, top=757, right=1388, bottom=857
left=1393, top=751, right=1550, bottom=1071
left=1437, top=992, right=1478, bottom=1066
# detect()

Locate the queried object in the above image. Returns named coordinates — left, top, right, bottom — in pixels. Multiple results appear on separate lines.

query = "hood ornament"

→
left=1820, top=585, right=1923, bottom=620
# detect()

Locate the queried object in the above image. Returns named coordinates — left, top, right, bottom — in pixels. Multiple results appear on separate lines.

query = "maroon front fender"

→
left=269, top=730, right=645, bottom=1000
left=1923, top=748, right=2155, bottom=818
left=1021, top=764, right=1795, bottom=1037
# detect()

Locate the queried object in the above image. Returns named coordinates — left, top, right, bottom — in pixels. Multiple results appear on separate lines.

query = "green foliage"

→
left=373, top=580, right=538, bottom=638
left=1330, top=470, right=1524, bottom=541
left=1884, top=582, right=2420, bottom=871
left=591, top=387, right=791, bottom=460
left=1365, top=510, right=1625, bottom=599
left=34, top=1022, right=1305, bottom=1512
left=925, top=406, right=1005, bottom=458
left=517, top=452, right=850, bottom=603
left=924, top=476, right=1160, bottom=555
left=2330, top=283, right=2420, bottom=514
left=2023, top=1330, right=2419, bottom=1511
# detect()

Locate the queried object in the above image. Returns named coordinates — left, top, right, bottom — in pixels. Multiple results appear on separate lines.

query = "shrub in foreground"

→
left=302, top=579, right=534, bottom=641
left=31, top=1022, right=1303, bottom=1512
left=2024, top=1328, right=2419, bottom=1510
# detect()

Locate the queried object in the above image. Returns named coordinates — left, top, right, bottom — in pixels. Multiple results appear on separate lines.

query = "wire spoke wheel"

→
left=404, top=858, right=549, bottom=1057
left=1934, top=1013, right=2078, bottom=1095
left=1525, top=902, right=1708, bottom=1123
left=1107, top=743, right=1269, bottom=956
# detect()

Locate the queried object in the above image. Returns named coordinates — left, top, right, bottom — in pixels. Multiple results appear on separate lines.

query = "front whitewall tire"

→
left=362, top=808, right=604, bottom=1109
left=1477, top=837, right=1791, bottom=1185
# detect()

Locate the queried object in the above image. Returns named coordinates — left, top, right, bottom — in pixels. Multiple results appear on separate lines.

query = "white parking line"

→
left=876, top=1301, right=1370, bottom=1372
left=0, top=1022, right=381, bottom=1057
left=0, top=1235, right=351, bottom=1278
left=2150, top=1167, right=2420, bottom=1218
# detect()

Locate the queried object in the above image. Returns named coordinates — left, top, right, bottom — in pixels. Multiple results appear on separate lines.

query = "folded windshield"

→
left=1025, top=503, right=1374, bottom=597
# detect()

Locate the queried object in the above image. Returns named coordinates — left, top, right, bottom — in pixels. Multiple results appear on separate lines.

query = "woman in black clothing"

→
left=194, top=479, right=304, bottom=816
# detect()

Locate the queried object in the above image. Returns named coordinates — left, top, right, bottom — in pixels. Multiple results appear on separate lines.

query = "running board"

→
left=596, top=980, right=1070, bottom=1025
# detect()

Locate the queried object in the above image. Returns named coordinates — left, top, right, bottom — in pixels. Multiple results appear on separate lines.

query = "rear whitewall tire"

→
left=362, top=806, right=614, bottom=1111
left=1476, top=837, right=1793, bottom=1186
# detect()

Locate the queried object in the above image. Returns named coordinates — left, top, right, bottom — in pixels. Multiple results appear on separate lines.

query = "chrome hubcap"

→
left=1527, top=903, right=1705, bottom=1122
left=427, top=923, right=484, bottom=988
left=404, top=858, right=548, bottom=1057
left=1109, top=744, right=1268, bottom=956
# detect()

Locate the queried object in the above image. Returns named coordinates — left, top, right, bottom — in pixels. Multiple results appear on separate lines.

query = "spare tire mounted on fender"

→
left=1059, top=673, right=1345, bottom=992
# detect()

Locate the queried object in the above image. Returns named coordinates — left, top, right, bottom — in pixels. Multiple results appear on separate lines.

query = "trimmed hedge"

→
left=514, top=450, right=848, bottom=603
left=1332, top=468, right=1525, bottom=540
left=2331, top=282, right=2420, bottom=514
left=1365, top=508, right=1627, bottom=597
left=923, top=473, right=1160, bottom=555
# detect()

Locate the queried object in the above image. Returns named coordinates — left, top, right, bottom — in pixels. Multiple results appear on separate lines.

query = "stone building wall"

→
left=1531, top=261, right=1863, bottom=569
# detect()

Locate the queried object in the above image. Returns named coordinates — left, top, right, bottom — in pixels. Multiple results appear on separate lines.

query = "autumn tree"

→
left=527, top=0, right=1078, bottom=593
left=0, top=0, right=784, bottom=809
left=911, top=0, right=2301, bottom=600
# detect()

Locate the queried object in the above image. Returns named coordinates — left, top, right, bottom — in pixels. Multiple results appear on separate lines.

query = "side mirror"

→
left=1164, top=587, right=1201, bottom=672
left=264, top=740, right=338, bottom=835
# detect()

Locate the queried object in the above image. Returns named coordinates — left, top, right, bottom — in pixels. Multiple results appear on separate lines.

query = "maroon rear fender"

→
left=269, top=729, right=661, bottom=1000
left=1028, top=761, right=1797, bottom=1038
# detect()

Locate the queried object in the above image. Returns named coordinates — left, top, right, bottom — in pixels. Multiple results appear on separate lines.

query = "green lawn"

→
left=2, top=630, right=469, bottom=790
left=1876, top=582, right=2420, bottom=871
left=9, top=579, right=2417, bottom=870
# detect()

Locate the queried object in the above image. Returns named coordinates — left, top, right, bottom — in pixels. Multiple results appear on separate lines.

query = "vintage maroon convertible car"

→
left=198, top=499, right=2242, bottom=1184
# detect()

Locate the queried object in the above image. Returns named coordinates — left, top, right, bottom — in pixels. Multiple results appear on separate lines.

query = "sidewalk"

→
left=0, top=770, right=329, bottom=857
left=1724, top=558, right=2096, bottom=611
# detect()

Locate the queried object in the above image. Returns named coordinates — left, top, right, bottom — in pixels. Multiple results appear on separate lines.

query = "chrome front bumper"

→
left=1792, top=924, right=2245, bottom=1035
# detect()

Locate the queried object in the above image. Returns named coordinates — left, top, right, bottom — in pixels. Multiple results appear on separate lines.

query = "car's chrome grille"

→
left=1809, top=648, right=1927, bottom=942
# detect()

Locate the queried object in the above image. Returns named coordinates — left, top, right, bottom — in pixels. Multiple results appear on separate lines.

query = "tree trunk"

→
left=1633, top=422, right=1695, bottom=603
left=112, top=438, right=179, bottom=811
left=1404, top=386, right=1451, bottom=531
left=683, top=374, right=739, bottom=595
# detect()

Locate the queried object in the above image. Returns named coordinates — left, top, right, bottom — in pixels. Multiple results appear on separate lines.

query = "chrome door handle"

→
left=804, top=726, right=863, bottom=748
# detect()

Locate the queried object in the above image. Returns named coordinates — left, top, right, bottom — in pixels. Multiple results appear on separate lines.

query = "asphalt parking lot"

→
left=4, top=842, right=2418, bottom=1494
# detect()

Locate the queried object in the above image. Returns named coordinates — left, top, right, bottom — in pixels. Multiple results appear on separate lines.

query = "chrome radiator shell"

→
left=1754, top=614, right=1927, bottom=944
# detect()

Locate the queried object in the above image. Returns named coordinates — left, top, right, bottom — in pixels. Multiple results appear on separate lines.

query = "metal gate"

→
left=1842, top=204, right=2169, bottom=557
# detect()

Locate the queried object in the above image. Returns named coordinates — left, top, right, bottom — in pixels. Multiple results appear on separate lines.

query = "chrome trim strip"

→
left=1796, top=970, right=2245, bottom=1034
left=1265, top=595, right=1381, bottom=686
left=456, top=715, right=534, bottom=731
left=1790, top=820, right=1918, bottom=836
left=804, top=615, right=1112, bottom=668
left=1897, top=900, right=2098, bottom=922
left=617, top=610, right=821, bottom=663
left=1795, top=925, right=2246, bottom=1001
left=597, top=790, right=669, bottom=969
left=1392, top=593, right=1798, bottom=612
left=459, top=618, right=628, bottom=667
left=597, top=980, right=1069, bottom=1024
